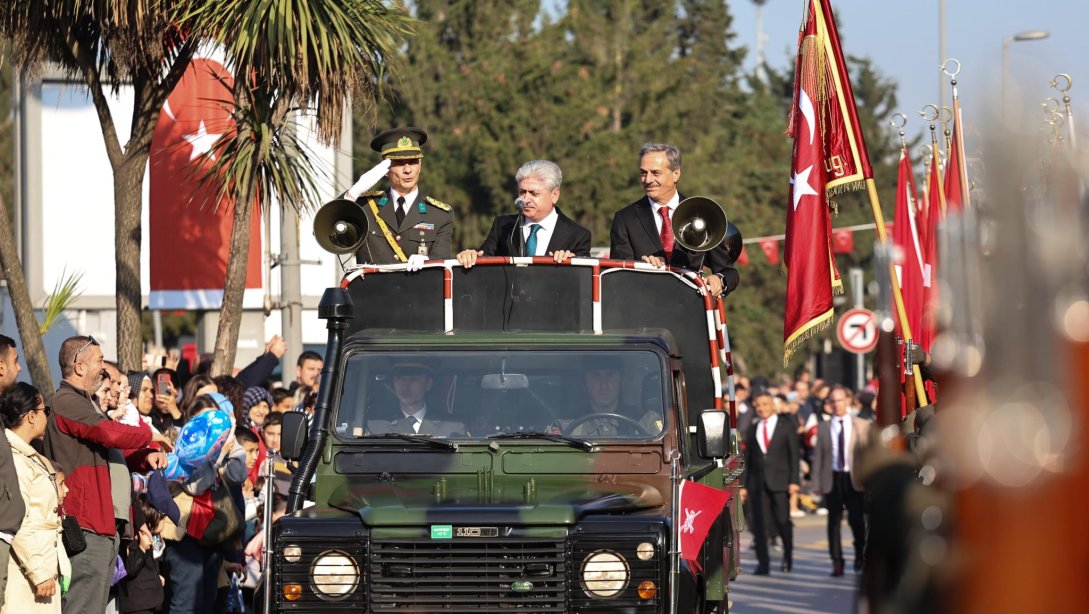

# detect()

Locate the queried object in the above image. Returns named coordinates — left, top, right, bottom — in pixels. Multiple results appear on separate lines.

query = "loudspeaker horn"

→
left=673, top=196, right=728, bottom=253
left=722, top=220, right=744, bottom=264
left=313, top=199, right=369, bottom=255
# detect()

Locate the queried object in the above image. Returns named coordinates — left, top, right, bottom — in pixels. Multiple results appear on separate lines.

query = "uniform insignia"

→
left=377, top=196, right=389, bottom=207
left=424, top=195, right=452, bottom=211
left=414, top=223, right=435, bottom=231
left=397, top=136, right=412, bottom=148
left=360, top=190, right=383, bottom=198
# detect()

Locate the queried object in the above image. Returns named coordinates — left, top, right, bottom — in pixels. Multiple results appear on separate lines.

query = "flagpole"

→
left=1051, top=73, right=1076, bottom=149
left=864, top=178, right=928, bottom=403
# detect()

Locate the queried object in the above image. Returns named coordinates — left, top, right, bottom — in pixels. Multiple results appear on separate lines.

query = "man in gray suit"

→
left=368, top=361, right=464, bottom=438
left=811, top=385, right=870, bottom=576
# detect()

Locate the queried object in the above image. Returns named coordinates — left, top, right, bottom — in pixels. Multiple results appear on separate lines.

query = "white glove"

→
left=406, top=254, right=427, bottom=272
left=345, top=159, right=392, bottom=200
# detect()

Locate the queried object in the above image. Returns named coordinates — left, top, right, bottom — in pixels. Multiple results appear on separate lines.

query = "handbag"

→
left=60, top=513, right=87, bottom=557
left=185, top=481, right=244, bottom=547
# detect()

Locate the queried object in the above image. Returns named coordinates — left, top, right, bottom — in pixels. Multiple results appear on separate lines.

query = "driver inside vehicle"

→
left=566, top=359, right=663, bottom=437
left=367, top=361, right=465, bottom=437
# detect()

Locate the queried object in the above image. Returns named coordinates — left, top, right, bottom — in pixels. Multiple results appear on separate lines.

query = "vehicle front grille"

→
left=369, top=537, right=566, bottom=612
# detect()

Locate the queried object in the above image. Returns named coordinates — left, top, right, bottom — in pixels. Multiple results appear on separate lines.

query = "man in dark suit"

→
left=367, top=361, right=464, bottom=438
left=742, top=391, right=800, bottom=574
left=810, top=385, right=870, bottom=576
left=457, top=160, right=591, bottom=267
left=609, top=143, right=740, bottom=296
left=344, top=127, right=455, bottom=268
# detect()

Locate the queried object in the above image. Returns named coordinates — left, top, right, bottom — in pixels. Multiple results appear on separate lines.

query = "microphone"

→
left=514, top=197, right=527, bottom=210
left=510, top=198, right=525, bottom=256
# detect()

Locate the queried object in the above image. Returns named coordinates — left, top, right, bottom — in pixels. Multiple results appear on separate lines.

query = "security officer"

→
left=343, top=127, right=455, bottom=267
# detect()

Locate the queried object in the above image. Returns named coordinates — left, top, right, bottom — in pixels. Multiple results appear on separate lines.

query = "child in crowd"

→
left=117, top=496, right=165, bottom=614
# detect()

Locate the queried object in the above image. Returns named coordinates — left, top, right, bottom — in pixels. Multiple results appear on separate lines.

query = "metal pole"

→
left=849, top=267, right=865, bottom=392
left=938, top=0, right=947, bottom=111
left=1002, top=37, right=1012, bottom=121
left=262, top=449, right=276, bottom=614
left=669, top=452, right=680, bottom=614
left=280, top=206, right=303, bottom=375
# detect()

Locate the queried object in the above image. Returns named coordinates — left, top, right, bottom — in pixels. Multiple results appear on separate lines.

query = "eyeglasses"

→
left=72, top=336, right=99, bottom=364
left=41, top=406, right=52, bottom=417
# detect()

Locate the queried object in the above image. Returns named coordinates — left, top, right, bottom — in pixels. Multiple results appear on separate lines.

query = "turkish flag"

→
left=149, top=56, right=263, bottom=309
left=832, top=228, right=854, bottom=254
left=943, top=105, right=969, bottom=213
left=759, top=238, right=780, bottom=265
left=736, top=245, right=750, bottom=267
left=678, top=480, right=731, bottom=563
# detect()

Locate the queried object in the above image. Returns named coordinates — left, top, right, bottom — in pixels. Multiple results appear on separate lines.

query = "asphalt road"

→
left=728, top=513, right=861, bottom=614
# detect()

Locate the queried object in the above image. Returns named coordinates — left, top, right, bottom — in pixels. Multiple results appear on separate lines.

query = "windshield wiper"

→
left=367, top=433, right=458, bottom=451
left=489, top=431, right=593, bottom=452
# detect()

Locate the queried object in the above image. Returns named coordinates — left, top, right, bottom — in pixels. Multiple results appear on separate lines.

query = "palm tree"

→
left=0, top=1, right=199, bottom=371
left=184, top=0, right=413, bottom=374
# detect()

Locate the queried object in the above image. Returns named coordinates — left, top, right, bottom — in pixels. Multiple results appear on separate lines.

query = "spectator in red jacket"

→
left=42, top=336, right=167, bottom=614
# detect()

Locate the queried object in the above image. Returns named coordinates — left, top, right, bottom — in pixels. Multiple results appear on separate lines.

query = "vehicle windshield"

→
left=333, top=349, right=667, bottom=441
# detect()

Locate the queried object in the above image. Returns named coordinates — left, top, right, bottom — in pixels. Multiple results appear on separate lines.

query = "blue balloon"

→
left=169, top=408, right=234, bottom=475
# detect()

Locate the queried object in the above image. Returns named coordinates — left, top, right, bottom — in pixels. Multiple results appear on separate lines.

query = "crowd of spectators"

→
left=0, top=333, right=320, bottom=614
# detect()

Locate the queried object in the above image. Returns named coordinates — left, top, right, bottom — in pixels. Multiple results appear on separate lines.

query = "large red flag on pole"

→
left=892, top=148, right=925, bottom=345
left=783, top=74, right=834, bottom=363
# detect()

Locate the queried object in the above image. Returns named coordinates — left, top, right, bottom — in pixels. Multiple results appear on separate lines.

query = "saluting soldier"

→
left=342, top=127, right=455, bottom=268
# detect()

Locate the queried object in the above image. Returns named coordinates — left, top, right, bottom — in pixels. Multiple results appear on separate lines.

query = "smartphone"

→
left=156, top=373, right=171, bottom=396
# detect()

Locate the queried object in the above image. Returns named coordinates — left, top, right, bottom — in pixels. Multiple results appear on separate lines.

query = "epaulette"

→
left=424, top=195, right=453, bottom=211
left=361, top=190, right=384, bottom=198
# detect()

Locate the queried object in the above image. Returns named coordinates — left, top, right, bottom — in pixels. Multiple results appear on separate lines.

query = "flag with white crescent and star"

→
left=149, top=53, right=263, bottom=309
left=783, top=5, right=837, bottom=365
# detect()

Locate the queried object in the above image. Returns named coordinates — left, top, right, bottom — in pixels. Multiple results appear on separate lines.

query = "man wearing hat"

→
left=342, top=127, right=455, bottom=268
left=367, top=361, right=464, bottom=438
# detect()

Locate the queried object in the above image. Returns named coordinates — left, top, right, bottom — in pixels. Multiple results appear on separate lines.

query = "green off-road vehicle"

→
left=272, top=257, right=744, bottom=612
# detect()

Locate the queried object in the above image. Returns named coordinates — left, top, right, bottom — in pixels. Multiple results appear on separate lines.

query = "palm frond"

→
left=39, top=268, right=84, bottom=335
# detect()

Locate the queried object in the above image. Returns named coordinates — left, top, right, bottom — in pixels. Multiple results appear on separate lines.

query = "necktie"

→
left=836, top=418, right=845, bottom=470
left=761, top=420, right=770, bottom=452
left=658, top=206, right=674, bottom=263
left=409, top=414, right=421, bottom=434
left=395, top=196, right=406, bottom=226
left=526, top=223, right=541, bottom=256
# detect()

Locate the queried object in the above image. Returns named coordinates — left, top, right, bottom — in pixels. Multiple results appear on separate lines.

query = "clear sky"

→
left=730, top=0, right=1089, bottom=149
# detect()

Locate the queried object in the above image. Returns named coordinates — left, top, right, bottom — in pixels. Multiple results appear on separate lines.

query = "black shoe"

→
left=780, top=560, right=792, bottom=572
left=854, top=557, right=864, bottom=572
left=752, top=566, right=770, bottom=576
left=831, top=562, right=845, bottom=577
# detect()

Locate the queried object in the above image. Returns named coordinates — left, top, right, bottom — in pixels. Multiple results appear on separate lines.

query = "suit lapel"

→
left=635, top=199, right=663, bottom=251
left=378, top=189, right=401, bottom=232
left=545, top=212, right=570, bottom=253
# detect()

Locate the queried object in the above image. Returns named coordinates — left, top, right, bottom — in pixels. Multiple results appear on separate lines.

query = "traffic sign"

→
left=836, top=308, right=878, bottom=354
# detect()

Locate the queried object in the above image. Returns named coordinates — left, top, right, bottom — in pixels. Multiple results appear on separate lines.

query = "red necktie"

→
left=658, top=206, right=674, bottom=262
left=761, top=420, right=770, bottom=451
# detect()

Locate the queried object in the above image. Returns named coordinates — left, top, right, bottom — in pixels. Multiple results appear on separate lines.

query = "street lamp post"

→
left=1002, top=29, right=1050, bottom=119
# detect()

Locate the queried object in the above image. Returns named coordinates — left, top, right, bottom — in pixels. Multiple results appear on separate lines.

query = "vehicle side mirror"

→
left=697, top=409, right=728, bottom=459
left=280, top=412, right=309, bottom=461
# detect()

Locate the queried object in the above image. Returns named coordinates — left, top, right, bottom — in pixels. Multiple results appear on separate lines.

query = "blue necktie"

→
left=525, top=223, right=541, bottom=256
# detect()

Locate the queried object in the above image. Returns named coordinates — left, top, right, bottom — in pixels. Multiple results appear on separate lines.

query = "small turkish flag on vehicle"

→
left=678, top=480, right=731, bottom=562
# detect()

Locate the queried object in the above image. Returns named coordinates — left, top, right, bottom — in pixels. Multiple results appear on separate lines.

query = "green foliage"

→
left=38, top=269, right=82, bottom=335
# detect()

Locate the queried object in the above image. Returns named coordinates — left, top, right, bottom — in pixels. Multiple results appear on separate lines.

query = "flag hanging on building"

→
left=149, top=52, right=263, bottom=310
left=677, top=480, right=731, bottom=563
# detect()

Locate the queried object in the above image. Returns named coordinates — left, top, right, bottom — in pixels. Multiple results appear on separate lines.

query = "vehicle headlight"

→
left=310, top=550, right=359, bottom=600
left=580, top=550, right=629, bottom=598
left=283, top=545, right=302, bottom=563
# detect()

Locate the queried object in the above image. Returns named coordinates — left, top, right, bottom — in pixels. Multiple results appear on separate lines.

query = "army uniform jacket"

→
left=352, top=187, right=454, bottom=264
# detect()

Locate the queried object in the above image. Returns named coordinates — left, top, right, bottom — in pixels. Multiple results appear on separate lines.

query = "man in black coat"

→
left=457, top=160, right=591, bottom=267
left=609, top=143, right=740, bottom=296
left=742, top=391, right=801, bottom=574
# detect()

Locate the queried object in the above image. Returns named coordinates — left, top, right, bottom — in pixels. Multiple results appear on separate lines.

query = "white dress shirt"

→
left=757, top=414, right=778, bottom=455
left=648, top=192, right=681, bottom=235
left=831, top=415, right=852, bottom=472
left=521, top=208, right=560, bottom=256
left=391, top=187, right=420, bottom=219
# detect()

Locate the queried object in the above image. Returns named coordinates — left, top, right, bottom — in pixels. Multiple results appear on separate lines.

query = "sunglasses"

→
left=22, top=405, right=51, bottom=418
left=72, top=336, right=99, bottom=364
